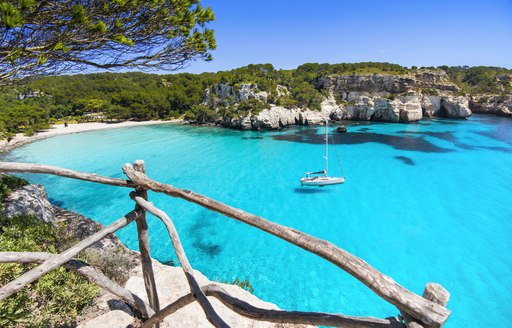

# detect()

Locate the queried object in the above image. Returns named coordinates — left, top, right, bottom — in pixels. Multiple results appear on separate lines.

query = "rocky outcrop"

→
left=316, top=70, right=458, bottom=94
left=2, top=184, right=55, bottom=223
left=440, top=96, right=472, bottom=118
left=470, top=95, right=512, bottom=117
left=126, top=261, right=311, bottom=328
left=421, top=95, right=442, bottom=117
left=201, top=69, right=481, bottom=130
left=347, top=96, right=375, bottom=120
left=205, top=83, right=269, bottom=106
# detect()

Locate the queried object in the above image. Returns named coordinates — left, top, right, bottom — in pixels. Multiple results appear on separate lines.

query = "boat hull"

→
left=300, top=176, right=345, bottom=187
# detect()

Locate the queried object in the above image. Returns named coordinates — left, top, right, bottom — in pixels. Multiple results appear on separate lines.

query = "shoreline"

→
left=0, top=120, right=181, bottom=154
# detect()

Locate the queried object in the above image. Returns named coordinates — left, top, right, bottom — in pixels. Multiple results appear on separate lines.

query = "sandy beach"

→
left=0, top=120, right=179, bottom=154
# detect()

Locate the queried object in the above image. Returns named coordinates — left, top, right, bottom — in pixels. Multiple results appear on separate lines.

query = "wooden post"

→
left=403, top=283, right=450, bottom=328
left=133, top=160, right=160, bottom=326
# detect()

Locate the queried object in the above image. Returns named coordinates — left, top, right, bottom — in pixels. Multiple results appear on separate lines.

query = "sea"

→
left=3, top=114, right=511, bottom=327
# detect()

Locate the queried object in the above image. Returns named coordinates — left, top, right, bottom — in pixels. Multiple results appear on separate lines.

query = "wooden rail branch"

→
left=130, top=193, right=229, bottom=328
left=0, top=162, right=133, bottom=188
left=402, top=284, right=450, bottom=328
left=0, top=252, right=154, bottom=318
left=142, top=283, right=403, bottom=328
left=132, top=160, right=160, bottom=325
left=0, top=210, right=141, bottom=302
left=123, top=163, right=451, bottom=327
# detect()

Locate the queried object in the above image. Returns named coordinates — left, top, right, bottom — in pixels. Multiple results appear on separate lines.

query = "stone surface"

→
left=2, top=184, right=55, bottom=223
left=126, top=262, right=311, bottom=328
left=399, top=95, right=423, bottom=122
left=77, top=309, right=134, bottom=328
left=440, top=96, right=472, bottom=118
left=372, top=98, right=401, bottom=122
left=347, top=96, right=375, bottom=120
left=470, top=95, right=512, bottom=117
left=421, top=95, right=442, bottom=117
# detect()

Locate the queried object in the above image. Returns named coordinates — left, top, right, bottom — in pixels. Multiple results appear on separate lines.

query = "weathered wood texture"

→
left=0, top=210, right=140, bottom=302
left=403, top=284, right=450, bottom=328
left=142, top=284, right=404, bottom=328
left=0, top=252, right=154, bottom=317
left=132, top=160, right=160, bottom=323
left=0, top=162, right=132, bottom=187
left=122, top=163, right=450, bottom=327
left=130, top=193, right=229, bottom=328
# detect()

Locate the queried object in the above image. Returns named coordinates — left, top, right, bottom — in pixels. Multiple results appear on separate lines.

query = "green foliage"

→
left=0, top=174, right=28, bottom=205
left=237, top=99, right=267, bottom=115
left=1, top=1, right=216, bottom=81
left=0, top=214, right=99, bottom=327
left=439, top=66, right=512, bottom=94
left=184, top=104, right=217, bottom=123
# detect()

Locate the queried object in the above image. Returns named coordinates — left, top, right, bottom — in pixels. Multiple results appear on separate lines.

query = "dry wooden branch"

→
left=142, top=283, right=403, bottom=328
left=0, top=162, right=133, bottom=188
left=403, top=284, right=450, bottom=328
left=130, top=193, right=229, bottom=328
left=123, top=163, right=450, bottom=327
left=0, top=210, right=141, bottom=302
left=0, top=252, right=154, bottom=318
left=132, top=160, right=160, bottom=325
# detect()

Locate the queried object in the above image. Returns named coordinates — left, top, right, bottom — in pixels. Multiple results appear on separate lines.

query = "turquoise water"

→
left=3, top=115, right=512, bottom=327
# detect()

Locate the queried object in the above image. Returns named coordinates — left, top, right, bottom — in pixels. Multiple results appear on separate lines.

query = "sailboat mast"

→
left=325, top=118, right=328, bottom=175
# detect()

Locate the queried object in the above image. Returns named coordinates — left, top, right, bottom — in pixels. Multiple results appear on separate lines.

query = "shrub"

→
left=0, top=214, right=99, bottom=327
left=0, top=174, right=28, bottom=205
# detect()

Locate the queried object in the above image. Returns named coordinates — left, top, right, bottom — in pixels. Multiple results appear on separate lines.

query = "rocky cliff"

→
left=200, top=69, right=510, bottom=130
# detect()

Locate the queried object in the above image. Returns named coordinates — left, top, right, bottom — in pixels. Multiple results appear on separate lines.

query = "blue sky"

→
left=182, top=0, right=512, bottom=73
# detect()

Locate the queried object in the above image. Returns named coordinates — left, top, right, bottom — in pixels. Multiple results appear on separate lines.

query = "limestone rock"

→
left=78, top=309, right=134, bottom=328
left=440, top=96, right=472, bottom=118
left=347, top=96, right=375, bottom=120
left=205, top=83, right=269, bottom=107
left=320, top=95, right=347, bottom=120
left=470, top=95, right=512, bottom=117
left=372, top=98, right=400, bottom=122
left=421, top=95, right=442, bottom=117
left=398, top=95, right=423, bottom=122
left=2, top=184, right=55, bottom=223
left=126, top=262, right=311, bottom=328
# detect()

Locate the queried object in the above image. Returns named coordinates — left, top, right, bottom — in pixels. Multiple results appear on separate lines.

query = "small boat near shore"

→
left=300, top=119, right=345, bottom=187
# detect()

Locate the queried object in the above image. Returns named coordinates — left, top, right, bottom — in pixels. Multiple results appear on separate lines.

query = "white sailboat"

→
left=300, top=118, right=345, bottom=187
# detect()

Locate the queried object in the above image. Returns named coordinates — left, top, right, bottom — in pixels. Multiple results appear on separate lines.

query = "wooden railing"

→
left=0, top=161, right=450, bottom=328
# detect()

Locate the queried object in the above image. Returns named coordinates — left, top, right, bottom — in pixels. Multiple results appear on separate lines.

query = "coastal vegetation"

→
left=0, top=175, right=98, bottom=327
left=0, top=63, right=510, bottom=137
left=0, top=214, right=100, bottom=327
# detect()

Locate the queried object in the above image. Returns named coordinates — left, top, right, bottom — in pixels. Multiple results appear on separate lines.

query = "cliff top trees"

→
left=0, top=0, right=216, bottom=82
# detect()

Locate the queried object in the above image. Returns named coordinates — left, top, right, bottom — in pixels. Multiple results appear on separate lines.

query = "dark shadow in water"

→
left=358, top=128, right=372, bottom=132
left=49, top=198, right=64, bottom=207
left=399, top=130, right=479, bottom=150
left=242, top=136, right=264, bottom=140
left=399, top=130, right=457, bottom=143
left=293, top=187, right=333, bottom=194
left=480, top=146, right=512, bottom=153
left=475, top=130, right=512, bottom=146
left=394, top=156, right=414, bottom=166
left=432, top=120, right=460, bottom=125
left=188, top=210, right=223, bottom=258
left=192, top=241, right=222, bottom=257
left=272, top=129, right=453, bottom=153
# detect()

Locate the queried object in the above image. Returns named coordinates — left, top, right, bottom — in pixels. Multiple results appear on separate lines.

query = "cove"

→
left=3, top=114, right=512, bottom=327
